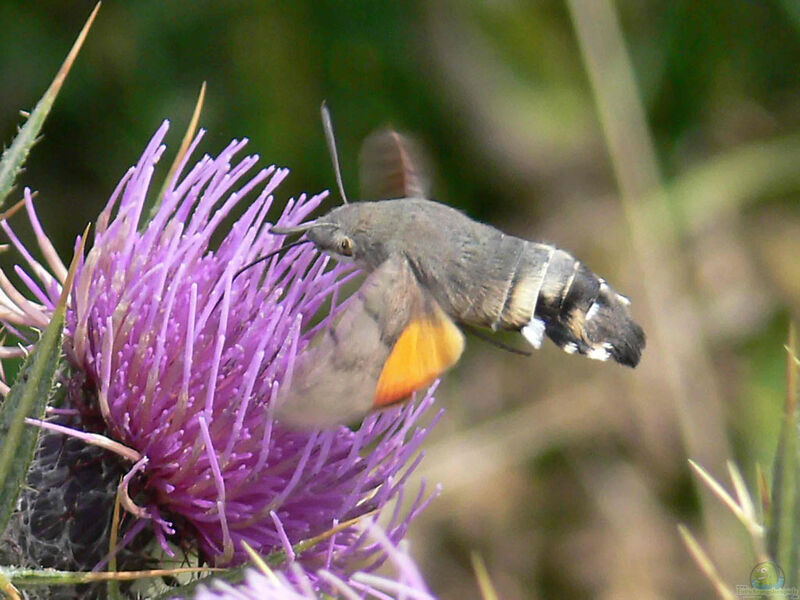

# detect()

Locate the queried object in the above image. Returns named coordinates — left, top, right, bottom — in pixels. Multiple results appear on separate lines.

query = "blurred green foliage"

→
left=3, top=1, right=799, bottom=234
left=2, top=1, right=800, bottom=598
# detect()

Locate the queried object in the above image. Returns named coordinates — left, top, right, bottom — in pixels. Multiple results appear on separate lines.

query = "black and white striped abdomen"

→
left=497, top=243, right=645, bottom=367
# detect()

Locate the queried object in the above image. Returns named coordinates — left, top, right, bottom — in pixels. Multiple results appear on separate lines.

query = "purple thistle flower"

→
left=193, top=522, right=436, bottom=599
left=0, top=122, right=440, bottom=577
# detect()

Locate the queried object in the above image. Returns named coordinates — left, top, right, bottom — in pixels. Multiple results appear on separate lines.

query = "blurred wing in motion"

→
left=359, top=128, right=431, bottom=200
left=275, top=254, right=464, bottom=428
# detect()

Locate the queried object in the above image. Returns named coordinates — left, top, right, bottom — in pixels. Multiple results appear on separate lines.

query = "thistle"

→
left=0, top=122, right=439, bottom=591
left=193, top=523, right=435, bottom=599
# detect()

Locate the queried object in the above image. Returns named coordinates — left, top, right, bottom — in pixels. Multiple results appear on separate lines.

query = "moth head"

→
left=272, top=205, right=371, bottom=265
left=307, top=222, right=356, bottom=260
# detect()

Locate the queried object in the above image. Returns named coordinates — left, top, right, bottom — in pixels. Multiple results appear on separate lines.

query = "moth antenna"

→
left=321, top=100, right=349, bottom=204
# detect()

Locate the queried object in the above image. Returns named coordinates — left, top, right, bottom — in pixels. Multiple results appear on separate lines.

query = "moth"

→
left=271, top=105, right=645, bottom=428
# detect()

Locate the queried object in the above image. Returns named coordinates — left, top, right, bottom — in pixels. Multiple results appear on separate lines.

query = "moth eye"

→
left=338, top=237, right=354, bottom=256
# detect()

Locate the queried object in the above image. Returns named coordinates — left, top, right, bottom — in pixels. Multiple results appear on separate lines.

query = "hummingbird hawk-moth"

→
left=271, top=105, right=645, bottom=428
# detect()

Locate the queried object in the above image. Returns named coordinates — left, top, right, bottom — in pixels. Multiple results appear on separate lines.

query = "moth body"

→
left=272, top=118, right=645, bottom=428
left=308, top=198, right=644, bottom=367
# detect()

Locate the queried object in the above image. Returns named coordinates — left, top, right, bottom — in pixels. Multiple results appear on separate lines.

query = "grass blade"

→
left=148, top=81, right=207, bottom=223
left=767, top=325, right=800, bottom=584
left=471, top=553, right=500, bottom=600
left=0, top=3, right=99, bottom=208
left=678, top=525, right=736, bottom=600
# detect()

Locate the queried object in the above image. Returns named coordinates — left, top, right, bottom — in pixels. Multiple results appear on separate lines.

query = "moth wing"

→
left=275, top=255, right=464, bottom=429
left=373, top=298, right=464, bottom=408
left=358, top=128, right=431, bottom=200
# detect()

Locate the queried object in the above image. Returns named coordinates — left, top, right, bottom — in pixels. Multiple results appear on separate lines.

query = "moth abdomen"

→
left=489, top=243, right=644, bottom=367
left=529, top=249, right=645, bottom=367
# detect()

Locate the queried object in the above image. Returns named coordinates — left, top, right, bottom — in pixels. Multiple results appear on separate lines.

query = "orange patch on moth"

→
left=373, top=309, right=464, bottom=407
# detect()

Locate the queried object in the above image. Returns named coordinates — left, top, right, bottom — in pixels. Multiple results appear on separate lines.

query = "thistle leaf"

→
left=0, top=226, right=87, bottom=536
left=0, top=3, right=99, bottom=208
